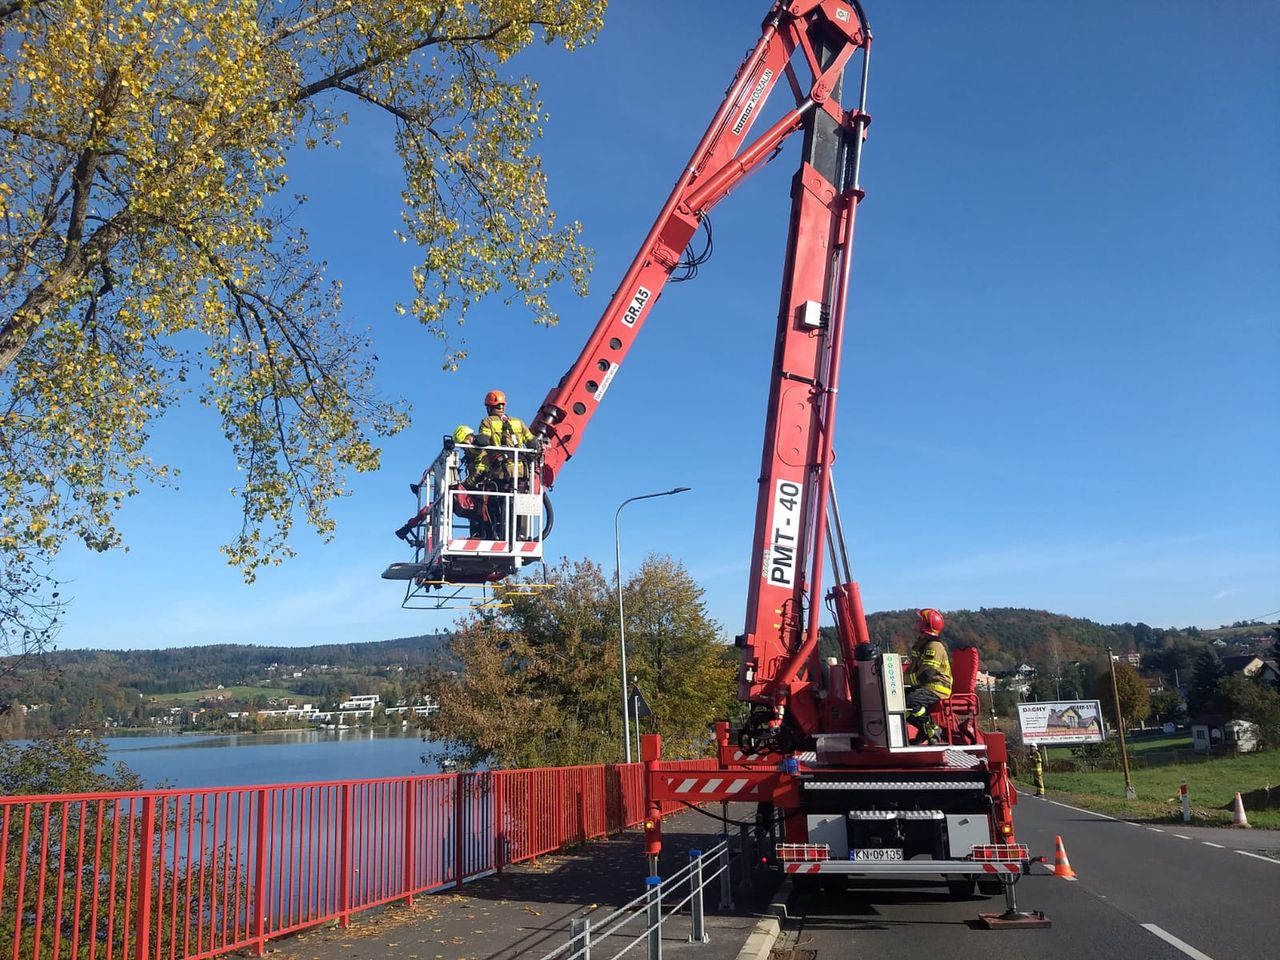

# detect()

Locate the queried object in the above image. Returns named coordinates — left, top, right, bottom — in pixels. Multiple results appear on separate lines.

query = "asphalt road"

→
left=776, top=792, right=1280, bottom=960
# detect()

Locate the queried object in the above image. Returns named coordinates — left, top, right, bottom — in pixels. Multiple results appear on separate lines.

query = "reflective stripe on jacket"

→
left=478, top=414, right=533, bottom=447
left=907, top=639, right=953, bottom=698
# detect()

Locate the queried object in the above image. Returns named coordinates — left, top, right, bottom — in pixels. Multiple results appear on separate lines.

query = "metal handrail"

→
left=542, top=840, right=736, bottom=960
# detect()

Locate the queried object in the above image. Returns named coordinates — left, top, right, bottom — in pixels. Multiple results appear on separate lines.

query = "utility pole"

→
left=1107, top=646, right=1136, bottom=798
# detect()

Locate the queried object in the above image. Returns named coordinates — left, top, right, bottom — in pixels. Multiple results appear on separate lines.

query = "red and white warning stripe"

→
left=670, top=776, right=752, bottom=796
left=784, top=861, right=1021, bottom=874
left=447, top=539, right=540, bottom=553
left=980, top=862, right=1022, bottom=874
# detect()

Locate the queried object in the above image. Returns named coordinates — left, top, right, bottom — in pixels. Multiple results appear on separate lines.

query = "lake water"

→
left=103, top=728, right=440, bottom=789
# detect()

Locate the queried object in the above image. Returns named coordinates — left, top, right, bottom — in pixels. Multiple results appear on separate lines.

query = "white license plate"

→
left=851, top=848, right=903, bottom=862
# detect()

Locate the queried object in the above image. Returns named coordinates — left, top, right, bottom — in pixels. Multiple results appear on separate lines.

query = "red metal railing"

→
left=0, top=759, right=712, bottom=960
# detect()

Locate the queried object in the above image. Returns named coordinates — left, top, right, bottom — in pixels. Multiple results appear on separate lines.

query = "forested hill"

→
left=824, top=607, right=1221, bottom=674
left=19, top=634, right=449, bottom=697
left=16, top=610, right=1254, bottom=696
left=0, top=634, right=453, bottom=736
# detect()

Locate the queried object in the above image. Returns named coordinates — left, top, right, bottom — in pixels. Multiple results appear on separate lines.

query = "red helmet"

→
left=917, top=608, right=944, bottom=637
left=484, top=389, right=506, bottom=408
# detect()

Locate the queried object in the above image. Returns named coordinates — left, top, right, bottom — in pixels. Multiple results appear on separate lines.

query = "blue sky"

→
left=55, top=1, right=1279, bottom=650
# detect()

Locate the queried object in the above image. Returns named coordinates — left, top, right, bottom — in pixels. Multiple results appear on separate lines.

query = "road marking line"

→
left=1173, top=834, right=1192, bottom=840
left=1124, top=822, right=1140, bottom=827
left=1148, top=827, right=1165, bottom=832
left=1201, top=842, right=1224, bottom=849
left=1141, top=923, right=1216, bottom=960
left=1235, top=850, right=1279, bottom=865
left=1042, top=798, right=1120, bottom=821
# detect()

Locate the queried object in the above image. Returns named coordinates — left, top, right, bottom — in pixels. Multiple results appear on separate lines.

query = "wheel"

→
left=977, top=878, right=1003, bottom=896
left=946, top=878, right=977, bottom=899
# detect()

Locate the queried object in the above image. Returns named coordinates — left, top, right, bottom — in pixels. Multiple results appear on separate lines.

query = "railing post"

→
left=645, top=875, right=663, bottom=960
left=555, top=768, right=565, bottom=847
left=601, top=766, right=612, bottom=836
left=495, top=773, right=505, bottom=876
left=134, top=796, right=156, bottom=960
left=569, top=916, right=591, bottom=959
left=338, top=783, right=352, bottom=929
left=688, top=850, right=707, bottom=943
left=253, top=789, right=269, bottom=956
left=528, top=772, right=536, bottom=861
left=718, top=834, right=734, bottom=910
left=403, top=779, right=417, bottom=906
left=454, top=774, right=465, bottom=889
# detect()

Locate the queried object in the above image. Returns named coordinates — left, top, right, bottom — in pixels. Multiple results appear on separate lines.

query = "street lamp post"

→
left=615, top=486, right=690, bottom=763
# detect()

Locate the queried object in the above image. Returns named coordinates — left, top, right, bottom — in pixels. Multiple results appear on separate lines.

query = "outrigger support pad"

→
left=976, top=875, right=1051, bottom=929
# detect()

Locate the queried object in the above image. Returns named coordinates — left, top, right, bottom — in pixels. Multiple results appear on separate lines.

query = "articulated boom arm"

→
left=530, top=1, right=869, bottom=486
left=737, top=6, right=872, bottom=745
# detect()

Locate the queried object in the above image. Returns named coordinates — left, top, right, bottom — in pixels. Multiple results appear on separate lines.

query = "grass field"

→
left=1044, top=731, right=1199, bottom=764
left=157, top=685, right=292, bottom=703
left=1020, top=740, right=1280, bottom=830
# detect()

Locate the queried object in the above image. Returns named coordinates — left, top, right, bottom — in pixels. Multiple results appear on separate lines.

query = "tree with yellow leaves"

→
left=421, top=557, right=734, bottom=768
left=0, top=1, right=602, bottom=656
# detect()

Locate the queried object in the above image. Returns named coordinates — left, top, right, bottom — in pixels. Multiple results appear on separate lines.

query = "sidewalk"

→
left=269, top=807, right=781, bottom=960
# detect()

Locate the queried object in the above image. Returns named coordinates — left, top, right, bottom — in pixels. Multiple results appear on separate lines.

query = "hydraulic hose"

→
left=541, top=491, right=554, bottom=541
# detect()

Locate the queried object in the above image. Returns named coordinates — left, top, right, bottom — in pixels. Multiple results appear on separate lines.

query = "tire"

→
left=977, top=878, right=1003, bottom=897
left=946, top=878, right=977, bottom=899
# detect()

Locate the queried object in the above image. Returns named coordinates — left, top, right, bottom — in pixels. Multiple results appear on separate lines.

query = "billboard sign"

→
left=1017, top=700, right=1105, bottom=745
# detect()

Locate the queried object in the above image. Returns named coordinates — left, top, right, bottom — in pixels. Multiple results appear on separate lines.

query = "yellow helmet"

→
left=453, top=424, right=474, bottom=443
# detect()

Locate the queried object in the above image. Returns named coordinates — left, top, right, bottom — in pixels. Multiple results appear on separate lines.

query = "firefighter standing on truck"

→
left=904, top=608, right=952, bottom=745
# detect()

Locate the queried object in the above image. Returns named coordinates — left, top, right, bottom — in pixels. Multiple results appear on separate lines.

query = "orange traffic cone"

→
left=1232, top=792, right=1251, bottom=828
left=1052, top=835, right=1077, bottom=878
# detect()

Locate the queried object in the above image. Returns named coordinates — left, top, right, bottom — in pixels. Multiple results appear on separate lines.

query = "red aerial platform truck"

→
left=388, top=0, right=1048, bottom=924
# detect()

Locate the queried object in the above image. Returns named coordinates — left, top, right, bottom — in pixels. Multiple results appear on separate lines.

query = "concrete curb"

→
left=734, top=879, right=791, bottom=960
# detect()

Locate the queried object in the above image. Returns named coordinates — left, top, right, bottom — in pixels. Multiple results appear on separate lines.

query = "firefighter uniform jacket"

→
left=477, top=414, right=535, bottom=481
left=906, top=638, right=953, bottom=698
left=478, top=414, right=534, bottom=447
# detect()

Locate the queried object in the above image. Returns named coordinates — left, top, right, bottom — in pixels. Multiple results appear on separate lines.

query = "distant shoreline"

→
left=103, top=724, right=414, bottom=737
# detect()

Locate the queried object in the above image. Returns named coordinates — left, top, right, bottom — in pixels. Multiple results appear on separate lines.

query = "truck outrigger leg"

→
left=977, top=875, right=1052, bottom=929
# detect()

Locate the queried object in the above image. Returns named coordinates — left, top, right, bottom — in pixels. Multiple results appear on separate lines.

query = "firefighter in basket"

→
left=473, top=390, right=538, bottom=539
left=904, top=607, right=952, bottom=745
